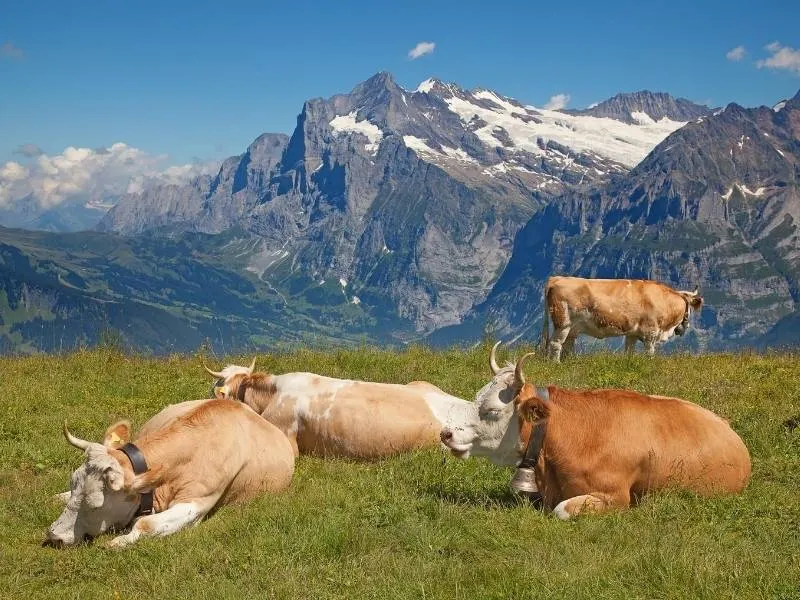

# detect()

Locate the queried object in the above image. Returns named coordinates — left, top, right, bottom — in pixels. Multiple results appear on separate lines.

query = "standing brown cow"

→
left=542, top=276, right=703, bottom=361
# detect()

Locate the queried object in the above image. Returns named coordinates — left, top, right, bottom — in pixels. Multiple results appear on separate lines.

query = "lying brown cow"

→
left=542, top=276, right=704, bottom=361
left=45, top=399, right=294, bottom=548
left=440, top=344, right=751, bottom=519
left=205, top=360, right=473, bottom=460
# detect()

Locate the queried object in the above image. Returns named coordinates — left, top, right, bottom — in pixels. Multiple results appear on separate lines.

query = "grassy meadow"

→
left=0, top=345, right=798, bottom=599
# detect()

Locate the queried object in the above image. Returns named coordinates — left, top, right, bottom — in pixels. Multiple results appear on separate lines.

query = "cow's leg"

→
left=624, top=335, right=637, bottom=354
left=551, top=490, right=630, bottom=520
left=549, top=326, right=571, bottom=362
left=105, top=498, right=216, bottom=549
left=53, top=491, right=71, bottom=505
left=643, top=336, right=657, bottom=357
left=562, top=331, right=578, bottom=359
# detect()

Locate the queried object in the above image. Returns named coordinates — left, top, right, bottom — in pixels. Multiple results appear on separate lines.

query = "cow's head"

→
left=45, top=422, right=141, bottom=547
left=204, top=357, right=257, bottom=399
left=440, top=342, right=532, bottom=466
left=675, top=287, right=704, bottom=336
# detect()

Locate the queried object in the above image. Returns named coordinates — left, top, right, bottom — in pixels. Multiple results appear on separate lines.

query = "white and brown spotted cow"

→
left=542, top=276, right=704, bottom=361
left=205, top=360, right=473, bottom=460
left=45, top=399, right=294, bottom=549
left=439, top=344, right=751, bottom=519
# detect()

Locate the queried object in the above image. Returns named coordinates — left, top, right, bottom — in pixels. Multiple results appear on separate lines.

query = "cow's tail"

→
left=539, top=281, right=551, bottom=353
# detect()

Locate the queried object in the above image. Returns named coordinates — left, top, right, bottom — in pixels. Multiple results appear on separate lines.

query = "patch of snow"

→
left=416, top=78, right=436, bottom=94
left=402, top=136, right=476, bottom=164
left=713, top=108, right=724, bottom=116
left=775, top=147, right=785, bottom=157
left=351, top=296, right=361, bottom=305
left=319, top=279, right=325, bottom=285
left=442, top=93, right=686, bottom=167
left=773, top=100, right=786, bottom=112
left=329, top=111, right=384, bottom=154
left=740, top=185, right=766, bottom=197
left=737, top=135, right=748, bottom=150
left=382, top=244, right=392, bottom=254
left=84, top=199, right=116, bottom=211
left=722, top=183, right=767, bottom=200
left=630, top=111, right=655, bottom=125
left=440, top=145, right=477, bottom=163
left=339, top=278, right=347, bottom=288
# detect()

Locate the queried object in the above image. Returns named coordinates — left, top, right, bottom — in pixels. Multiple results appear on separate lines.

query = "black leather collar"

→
left=119, top=443, right=154, bottom=516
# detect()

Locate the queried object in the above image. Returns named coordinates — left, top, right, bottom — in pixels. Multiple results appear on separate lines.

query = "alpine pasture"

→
left=1, top=345, right=798, bottom=599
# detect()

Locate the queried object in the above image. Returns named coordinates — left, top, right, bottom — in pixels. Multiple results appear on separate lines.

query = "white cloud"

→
left=0, top=41, right=24, bottom=60
left=586, top=101, right=599, bottom=109
left=726, top=46, right=746, bottom=61
left=544, top=93, right=571, bottom=110
left=408, top=41, right=436, bottom=60
left=0, top=142, right=218, bottom=209
left=757, top=41, right=800, bottom=73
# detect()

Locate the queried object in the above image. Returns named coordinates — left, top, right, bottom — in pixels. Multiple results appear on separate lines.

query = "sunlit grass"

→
left=1, top=346, right=798, bottom=599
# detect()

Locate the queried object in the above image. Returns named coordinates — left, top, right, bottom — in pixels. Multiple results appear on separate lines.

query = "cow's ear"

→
left=690, top=296, right=703, bottom=310
left=103, top=420, right=132, bottom=449
left=105, top=467, right=125, bottom=491
left=514, top=386, right=537, bottom=421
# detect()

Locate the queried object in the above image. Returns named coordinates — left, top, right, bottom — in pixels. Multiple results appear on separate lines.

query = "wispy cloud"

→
left=0, top=143, right=219, bottom=209
left=757, top=41, right=800, bottom=73
left=544, top=93, right=571, bottom=110
left=408, top=41, right=435, bottom=60
left=0, top=41, right=24, bottom=60
left=14, top=143, right=44, bottom=158
left=726, top=46, right=746, bottom=61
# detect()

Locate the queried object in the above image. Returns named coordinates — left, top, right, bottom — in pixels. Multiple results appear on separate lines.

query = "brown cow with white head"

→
left=205, top=359, right=473, bottom=460
left=542, top=276, right=704, bottom=361
left=45, top=399, right=294, bottom=549
left=439, top=342, right=751, bottom=518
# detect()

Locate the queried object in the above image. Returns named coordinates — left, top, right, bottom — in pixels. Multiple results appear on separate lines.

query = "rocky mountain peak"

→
left=571, top=90, right=712, bottom=124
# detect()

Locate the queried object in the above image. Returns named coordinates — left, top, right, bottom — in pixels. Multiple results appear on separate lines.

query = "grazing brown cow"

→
left=45, top=399, right=294, bottom=548
left=439, top=345, right=751, bottom=519
left=542, top=276, right=703, bottom=361
left=205, top=361, right=473, bottom=460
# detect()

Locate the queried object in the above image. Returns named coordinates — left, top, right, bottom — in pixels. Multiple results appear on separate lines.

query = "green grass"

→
left=1, top=346, right=798, bottom=599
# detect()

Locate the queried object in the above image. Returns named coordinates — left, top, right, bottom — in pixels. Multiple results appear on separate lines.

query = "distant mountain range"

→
left=1, top=73, right=797, bottom=353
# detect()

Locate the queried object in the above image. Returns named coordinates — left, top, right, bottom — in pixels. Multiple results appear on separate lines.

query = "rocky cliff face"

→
left=457, top=90, right=800, bottom=349
left=99, top=73, right=703, bottom=334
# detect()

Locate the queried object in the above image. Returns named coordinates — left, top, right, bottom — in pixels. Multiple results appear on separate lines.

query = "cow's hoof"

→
left=104, top=536, right=129, bottom=550
left=552, top=500, right=573, bottom=520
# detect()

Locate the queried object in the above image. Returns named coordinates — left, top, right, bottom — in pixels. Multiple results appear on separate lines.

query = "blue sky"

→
left=1, top=0, right=799, bottom=166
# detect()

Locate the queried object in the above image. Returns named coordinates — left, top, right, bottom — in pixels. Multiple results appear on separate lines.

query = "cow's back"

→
left=546, top=277, right=685, bottom=335
left=542, top=388, right=751, bottom=505
left=142, top=400, right=295, bottom=507
left=135, top=399, right=214, bottom=440
left=296, top=382, right=444, bottom=458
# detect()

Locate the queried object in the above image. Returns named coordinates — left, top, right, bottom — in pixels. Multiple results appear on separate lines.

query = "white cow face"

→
left=205, top=359, right=256, bottom=399
left=45, top=424, right=139, bottom=547
left=439, top=344, right=526, bottom=466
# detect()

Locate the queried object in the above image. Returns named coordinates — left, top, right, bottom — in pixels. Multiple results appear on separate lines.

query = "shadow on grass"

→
left=421, top=481, right=543, bottom=510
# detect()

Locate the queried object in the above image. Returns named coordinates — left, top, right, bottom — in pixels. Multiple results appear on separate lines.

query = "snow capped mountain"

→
left=98, top=72, right=712, bottom=336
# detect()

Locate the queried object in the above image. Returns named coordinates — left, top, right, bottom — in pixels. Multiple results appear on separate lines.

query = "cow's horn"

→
left=514, top=352, right=536, bottom=387
left=63, top=421, right=91, bottom=451
left=490, top=341, right=502, bottom=375
left=248, top=356, right=257, bottom=374
left=203, top=363, right=225, bottom=379
left=692, top=285, right=699, bottom=295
